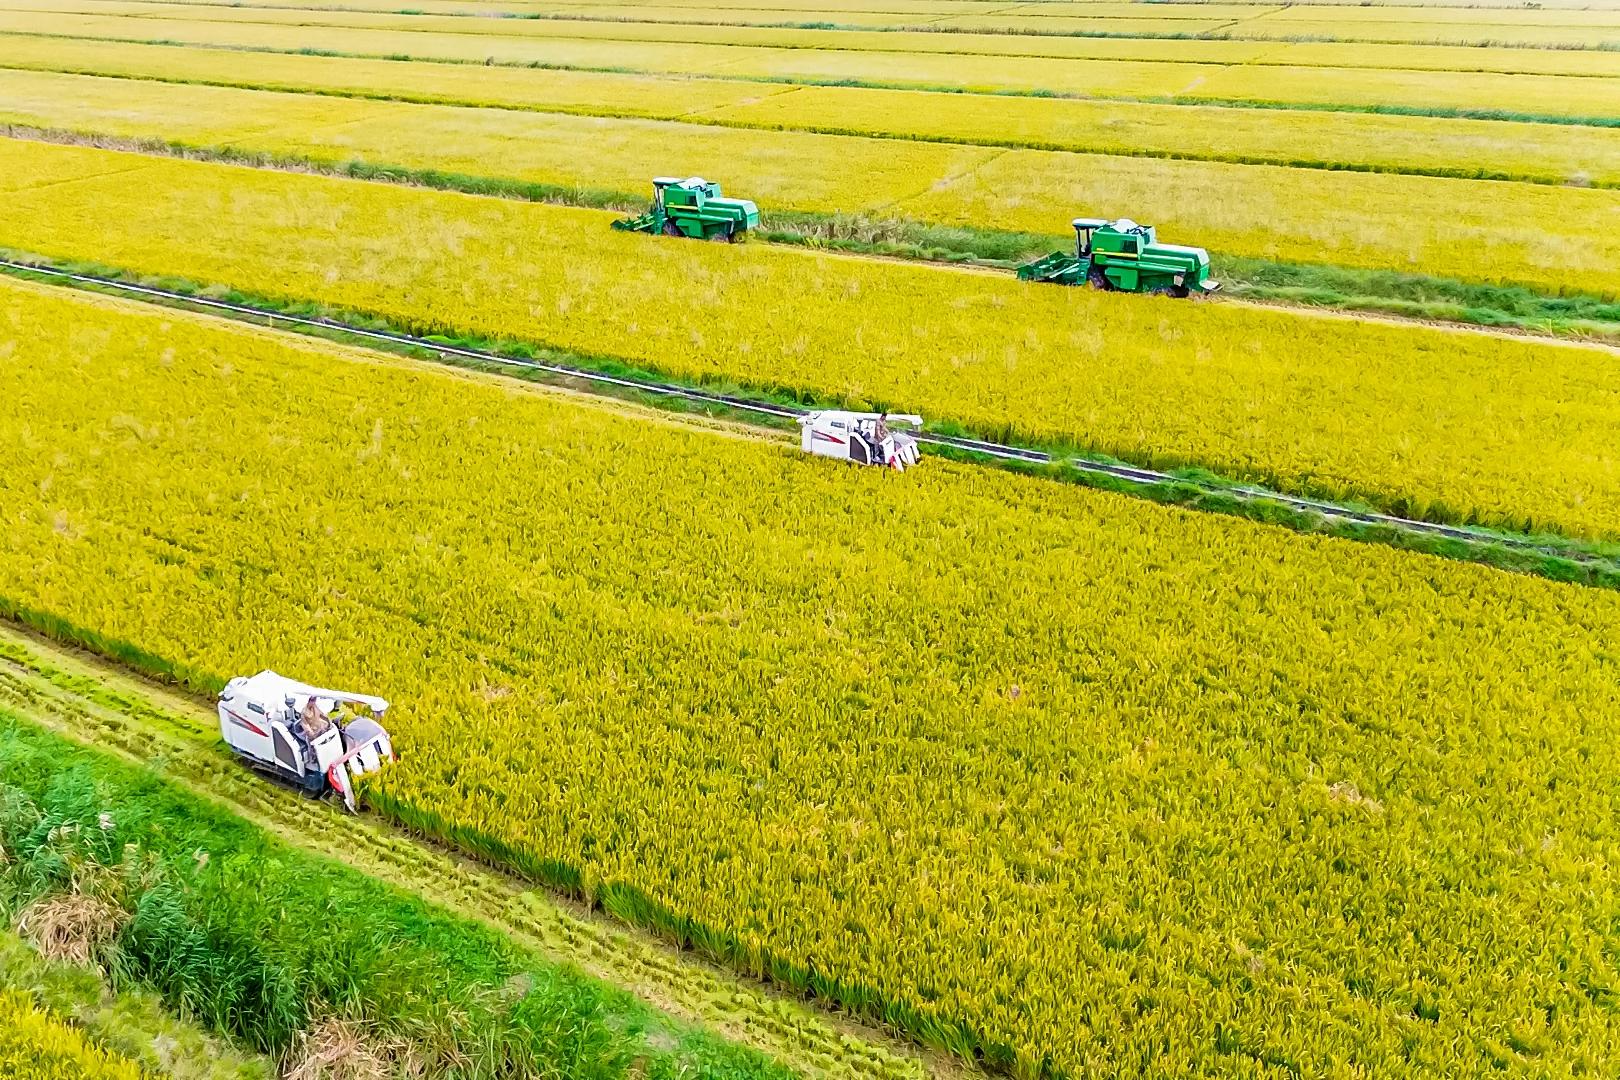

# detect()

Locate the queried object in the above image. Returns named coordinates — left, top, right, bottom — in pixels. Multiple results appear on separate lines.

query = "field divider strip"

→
left=6, top=119, right=1618, bottom=346
left=35, top=0, right=1620, bottom=53
left=12, top=9, right=1620, bottom=75
left=12, top=57, right=1620, bottom=187
left=11, top=25, right=1620, bottom=126
left=6, top=255, right=1615, bottom=588
left=0, top=622, right=950, bottom=1080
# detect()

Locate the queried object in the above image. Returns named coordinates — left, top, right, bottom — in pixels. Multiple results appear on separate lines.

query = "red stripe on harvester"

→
left=225, top=709, right=269, bottom=738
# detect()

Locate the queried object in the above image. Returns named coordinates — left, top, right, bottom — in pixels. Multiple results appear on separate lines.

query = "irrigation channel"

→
left=4, top=257, right=1607, bottom=572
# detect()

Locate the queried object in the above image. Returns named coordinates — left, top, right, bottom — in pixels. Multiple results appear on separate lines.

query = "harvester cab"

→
left=799, top=411, right=923, bottom=470
left=1018, top=216, right=1219, bottom=297
left=218, top=671, right=396, bottom=813
left=612, top=177, right=760, bottom=242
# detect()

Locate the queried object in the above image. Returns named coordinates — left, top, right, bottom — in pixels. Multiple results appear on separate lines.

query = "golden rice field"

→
left=7, top=277, right=1620, bottom=1076
left=1, top=68, right=1617, bottom=296
left=0, top=991, right=144, bottom=1080
left=4, top=137, right=1618, bottom=539
left=4, top=41, right=1618, bottom=186
left=9, top=7, right=1620, bottom=91
left=14, top=0, right=1620, bottom=46
left=4, top=0, right=1620, bottom=1074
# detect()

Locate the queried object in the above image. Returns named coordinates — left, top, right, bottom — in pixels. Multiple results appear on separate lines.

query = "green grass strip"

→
left=0, top=931, right=273, bottom=1080
left=0, top=710, right=802, bottom=1080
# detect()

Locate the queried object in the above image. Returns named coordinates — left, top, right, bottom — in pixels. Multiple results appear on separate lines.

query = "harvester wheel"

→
left=1087, top=268, right=1113, bottom=291
left=1170, top=284, right=1191, bottom=299
left=725, top=227, right=742, bottom=244
left=663, top=220, right=683, bottom=238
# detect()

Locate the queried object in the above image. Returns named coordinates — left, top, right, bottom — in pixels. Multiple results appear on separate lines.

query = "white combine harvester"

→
left=217, top=671, right=396, bottom=812
left=798, top=411, right=922, bottom=470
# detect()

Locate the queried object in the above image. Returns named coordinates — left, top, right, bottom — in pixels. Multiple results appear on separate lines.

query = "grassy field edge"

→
left=0, top=663, right=816, bottom=1080
left=0, top=601, right=1026, bottom=1078
left=0, top=931, right=273, bottom=1080
left=0, top=618, right=956, bottom=1080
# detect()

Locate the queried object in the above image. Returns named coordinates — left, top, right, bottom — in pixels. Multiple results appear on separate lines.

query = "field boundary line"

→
left=6, top=255, right=1615, bottom=588
left=0, top=620, right=966, bottom=1080
left=6, top=120, right=1618, bottom=345
left=44, top=0, right=1620, bottom=53
left=11, top=9, right=1620, bottom=77
left=6, top=61, right=1612, bottom=188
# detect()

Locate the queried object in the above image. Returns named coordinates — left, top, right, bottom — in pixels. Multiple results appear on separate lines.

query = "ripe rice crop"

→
left=6, top=276, right=1620, bottom=1077
left=6, top=43, right=1614, bottom=187
left=1, top=137, right=1616, bottom=539
left=894, top=148, right=1620, bottom=295
left=6, top=7, right=1620, bottom=92
left=1261, top=38, right=1620, bottom=78
left=705, top=83, right=1620, bottom=186
left=0, top=34, right=782, bottom=117
left=1, top=72, right=1614, bottom=294
left=21, top=0, right=1615, bottom=48
left=0, top=991, right=144, bottom=1080
left=1184, top=61, right=1620, bottom=118
left=932, top=10, right=1620, bottom=46
left=0, top=69, right=999, bottom=212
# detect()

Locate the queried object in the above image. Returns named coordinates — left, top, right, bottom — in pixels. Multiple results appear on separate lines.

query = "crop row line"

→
left=81, top=0, right=1620, bottom=54
left=11, top=62, right=1613, bottom=189
left=20, top=8, right=1620, bottom=82
left=9, top=122, right=1618, bottom=346
left=8, top=256, right=1613, bottom=585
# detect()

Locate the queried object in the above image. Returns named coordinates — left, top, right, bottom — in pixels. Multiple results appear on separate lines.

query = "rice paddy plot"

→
left=0, top=69, right=1612, bottom=295
left=1, top=137, right=1616, bottom=538
left=6, top=275, right=1620, bottom=1080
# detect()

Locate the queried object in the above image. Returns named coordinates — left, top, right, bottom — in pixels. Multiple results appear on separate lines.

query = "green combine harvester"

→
left=1018, top=217, right=1218, bottom=297
left=612, top=177, right=760, bottom=243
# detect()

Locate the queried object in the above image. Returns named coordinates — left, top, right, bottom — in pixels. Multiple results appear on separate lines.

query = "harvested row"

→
left=3, top=71, right=1618, bottom=297
left=1, top=137, right=1616, bottom=538
left=0, top=992, right=143, bottom=1080
left=10, top=6, right=1620, bottom=84
left=0, top=694, right=801, bottom=1080
left=19, top=0, right=1620, bottom=48
left=0, top=625, right=939, bottom=1080
left=5, top=38, right=1619, bottom=186
left=6, top=277, right=1620, bottom=1077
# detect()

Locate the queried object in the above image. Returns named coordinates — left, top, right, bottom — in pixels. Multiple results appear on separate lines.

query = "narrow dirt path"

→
left=0, top=619, right=976, bottom=1080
